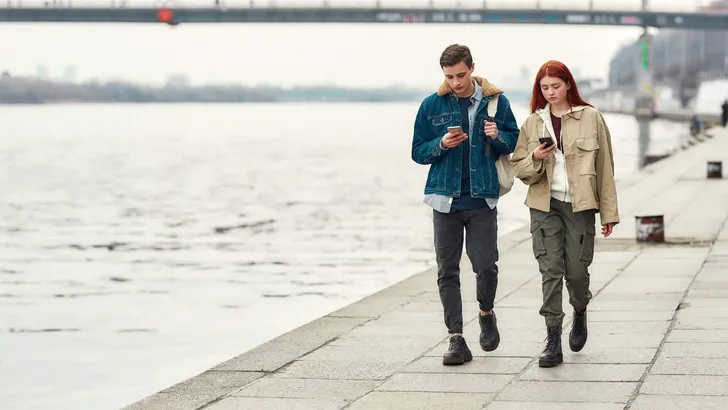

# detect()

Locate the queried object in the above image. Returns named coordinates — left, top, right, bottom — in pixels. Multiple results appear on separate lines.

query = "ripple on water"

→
left=261, top=291, right=332, bottom=298
left=214, top=219, right=275, bottom=234
left=117, top=329, right=156, bottom=333
left=52, top=292, right=123, bottom=298
left=7, top=328, right=81, bottom=333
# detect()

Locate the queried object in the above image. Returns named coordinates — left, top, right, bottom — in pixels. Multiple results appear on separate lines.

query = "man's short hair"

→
left=440, top=44, right=473, bottom=68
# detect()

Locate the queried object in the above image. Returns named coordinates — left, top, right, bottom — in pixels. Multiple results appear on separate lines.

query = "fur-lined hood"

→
left=437, top=76, right=503, bottom=97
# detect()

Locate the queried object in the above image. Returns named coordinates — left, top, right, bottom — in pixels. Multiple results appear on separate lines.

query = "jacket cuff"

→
left=530, top=152, right=545, bottom=174
left=600, top=213, right=620, bottom=226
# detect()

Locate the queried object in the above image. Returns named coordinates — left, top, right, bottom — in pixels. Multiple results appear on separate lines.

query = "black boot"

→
left=569, top=309, right=588, bottom=352
left=442, top=335, right=473, bottom=366
left=539, top=324, right=563, bottom=368
left=479, top=312, right=500, bottom=352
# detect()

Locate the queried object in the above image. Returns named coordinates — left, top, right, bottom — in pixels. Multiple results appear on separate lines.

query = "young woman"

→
left=511, top=60, right=619, bottom=368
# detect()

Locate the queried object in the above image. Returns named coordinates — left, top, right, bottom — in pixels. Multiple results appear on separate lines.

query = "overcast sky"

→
left=0, top=0, right=711, bottom=87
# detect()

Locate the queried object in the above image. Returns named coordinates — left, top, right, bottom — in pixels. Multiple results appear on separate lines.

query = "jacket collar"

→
left=536, top=104, right=589, bottom=139
left=536, top=103, right=589, bottom=118
left=437, top=75, right=503, bottom=98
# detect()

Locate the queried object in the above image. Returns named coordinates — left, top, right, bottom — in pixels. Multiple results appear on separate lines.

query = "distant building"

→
left=165, top=74, right=190, bottom=88
left=608, top=0, right=728, bottom=95
left=36, top=64, right=49, bottom=80
left=501, top=65, right=534, bottom=91
left=519, top=65, right=532, bottom=88
left=62, top=65, right=77, bottom=83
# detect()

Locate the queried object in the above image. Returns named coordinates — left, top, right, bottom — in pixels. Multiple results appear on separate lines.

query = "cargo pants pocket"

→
left=530, top=221, right=547, bottom=258
left=579, top=224, right=596, bottom=263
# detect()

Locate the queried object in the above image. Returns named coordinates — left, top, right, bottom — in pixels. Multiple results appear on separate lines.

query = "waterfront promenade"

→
left=599, top=108, right=721, bottom=124
left=124, top=127, right=728, bottom=410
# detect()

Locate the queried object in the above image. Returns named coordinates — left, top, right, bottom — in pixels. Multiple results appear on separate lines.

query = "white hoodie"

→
left=536, top=105, right=571, bottom=203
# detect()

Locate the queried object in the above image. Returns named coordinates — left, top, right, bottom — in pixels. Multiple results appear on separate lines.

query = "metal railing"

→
left=0, top=0, right=717, bottom=12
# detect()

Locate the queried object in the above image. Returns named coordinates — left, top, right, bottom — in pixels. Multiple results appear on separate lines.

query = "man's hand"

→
left=484, top=120, right=499, bottom=139
left=441, top=131, right=468, bottom=149
left=602, top=223, right=615, bottom=238
left=532, top=142, right=557, bottom=161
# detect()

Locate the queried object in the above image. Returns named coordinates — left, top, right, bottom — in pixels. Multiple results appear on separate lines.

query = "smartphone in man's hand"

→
left=448, top=126, right=463, bottom=135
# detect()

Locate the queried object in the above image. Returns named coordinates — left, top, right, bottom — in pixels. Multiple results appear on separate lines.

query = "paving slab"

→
left=205, top=397, right=346, bottom=410
left=651, top=357, right=728, bottom=376
left=666, top=329, right=728, bottom=343
left=562, top=348, right=658, bottom=364
left=640, top=374, right=728, bottom=395
left=660, top=342, right=728, bottom=358
left=487, top=402, right=624, bottom=410
left=233, top=378, right=381, bottom=401
left=400, top=356, right=531, bottom=374
left=376, top=373, right=513, bottom=393
left=347, top=392, right=493, bottom=410
left=630, top=395, right=728, bottom=410
left=496, top=380, right=637, bottom=402
left=677, top=306, right=728, bottom=318
left=675, top=317, right=728, bottom=329
left=588, top=321, right=671, bottom=334
left=519, top=363, right=648, bottom=381
left=273, top=360, right=404, bottom=380
left=587, top=310, right=675, bottom=322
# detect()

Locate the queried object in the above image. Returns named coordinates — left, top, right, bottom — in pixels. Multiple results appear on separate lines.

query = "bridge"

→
left=1, top=1, right=727, bottom=28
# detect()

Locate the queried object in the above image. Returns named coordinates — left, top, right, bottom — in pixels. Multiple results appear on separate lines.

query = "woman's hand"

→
left=532, top=142, right=557, bottom=161
left=602, top=223, right=615, bottom=237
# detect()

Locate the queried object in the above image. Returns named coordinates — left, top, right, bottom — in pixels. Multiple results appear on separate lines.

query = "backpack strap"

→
left=484, top=94, right=500, bottom=156
left=487, top=94, right=499, bottom=119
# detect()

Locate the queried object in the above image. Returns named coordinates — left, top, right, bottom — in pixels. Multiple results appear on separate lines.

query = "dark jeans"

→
left=433, top=206, right=499, bottom=334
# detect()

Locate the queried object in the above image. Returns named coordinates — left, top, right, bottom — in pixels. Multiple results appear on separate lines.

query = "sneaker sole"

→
left=442, top=351, right=473, bottom=366
left=480, top=335, right=500, bottom=352
left=538, top=352, right=564, bottom=368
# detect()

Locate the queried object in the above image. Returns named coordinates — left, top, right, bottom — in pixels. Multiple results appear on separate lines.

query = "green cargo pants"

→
left=530, top=198, right=596, bottom=326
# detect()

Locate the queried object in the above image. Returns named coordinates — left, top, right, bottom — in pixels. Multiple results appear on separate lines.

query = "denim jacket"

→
left=411, top=76, right=520, bottom=199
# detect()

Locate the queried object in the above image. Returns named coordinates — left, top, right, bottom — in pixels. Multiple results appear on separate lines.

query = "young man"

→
left=411, top=44, right=519, bottom=365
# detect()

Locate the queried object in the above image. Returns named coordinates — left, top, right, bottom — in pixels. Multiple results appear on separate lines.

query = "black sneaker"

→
left=479, top=312, right=500, bottom=352
left=442, top=335, right=473, bottom=366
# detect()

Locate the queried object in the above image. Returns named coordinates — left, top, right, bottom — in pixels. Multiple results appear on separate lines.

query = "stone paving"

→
left=124, top=128, right=728, bottom=410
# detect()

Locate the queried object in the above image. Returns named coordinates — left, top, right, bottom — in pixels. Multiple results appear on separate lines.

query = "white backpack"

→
left=486, top=94, right=515, bottom=197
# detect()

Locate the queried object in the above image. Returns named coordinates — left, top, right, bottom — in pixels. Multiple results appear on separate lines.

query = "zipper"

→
left=548, top=112, right=569, bottom=203
left=561, top=116, right=569, bottom=202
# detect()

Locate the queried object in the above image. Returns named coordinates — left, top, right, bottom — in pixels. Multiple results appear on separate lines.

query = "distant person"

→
left=411, top=44, right=519, bottom=366
left=511, top=60, right=619, bottom=368
left=690, top=114, right=703, bottom=136
left=721, top=99, right=728, bottom=127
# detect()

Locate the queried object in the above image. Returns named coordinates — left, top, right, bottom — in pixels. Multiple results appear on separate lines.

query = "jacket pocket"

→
left=431, top=114, right=453, bottom=136
left=530, top=221, right=547, bottom=258
left=575, top=138, right=599, bottom=175
left=578, top=223, right=596, bottom=263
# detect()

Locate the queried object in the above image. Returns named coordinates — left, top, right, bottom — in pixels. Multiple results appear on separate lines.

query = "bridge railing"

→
left=0, top=0, right=716, bottom=12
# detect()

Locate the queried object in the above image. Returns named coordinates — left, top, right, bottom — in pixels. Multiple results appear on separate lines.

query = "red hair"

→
left=529, top=60, right=591, bottom=113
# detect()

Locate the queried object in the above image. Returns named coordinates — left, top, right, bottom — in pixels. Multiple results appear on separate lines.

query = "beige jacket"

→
left=511, top=104, right=619, bottom=225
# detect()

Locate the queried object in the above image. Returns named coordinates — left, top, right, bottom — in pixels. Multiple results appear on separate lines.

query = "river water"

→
left=0, top=102, right=685, bottom=410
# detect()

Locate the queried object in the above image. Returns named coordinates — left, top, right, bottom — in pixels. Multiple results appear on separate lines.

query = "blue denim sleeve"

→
left=490, top=94, right=519, bottom=156
left=411, top=100, right=448, bottom=165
